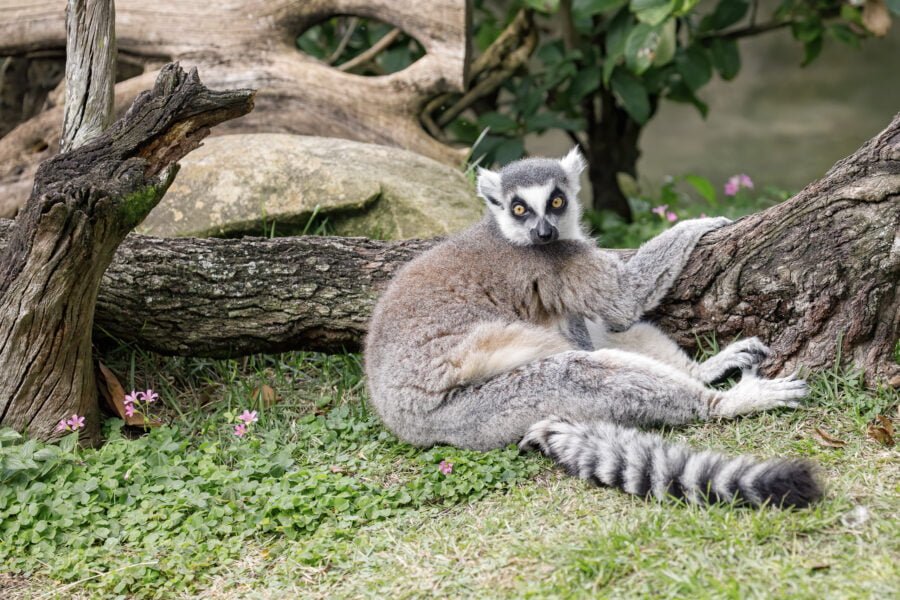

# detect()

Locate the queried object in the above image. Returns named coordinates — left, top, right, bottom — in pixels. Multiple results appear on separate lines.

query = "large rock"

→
left=138, top=134, right=482, bottom=239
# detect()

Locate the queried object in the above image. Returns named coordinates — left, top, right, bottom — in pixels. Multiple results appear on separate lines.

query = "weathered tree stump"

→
left=0, top=113, right=894, bottom=388
left=0, top=63, right=254, bottom=442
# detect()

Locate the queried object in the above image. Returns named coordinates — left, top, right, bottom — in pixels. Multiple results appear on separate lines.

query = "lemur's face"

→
left=476, top=147, right=587, bottom=246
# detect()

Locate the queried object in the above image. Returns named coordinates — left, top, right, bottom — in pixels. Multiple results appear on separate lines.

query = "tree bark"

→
left=0, top=0, right=473, bottom=216
left=59, top=0, right=116, bottom=152
left=0, top=63, right=254, bottom=442
left=0, top=114, right=894, bottom=387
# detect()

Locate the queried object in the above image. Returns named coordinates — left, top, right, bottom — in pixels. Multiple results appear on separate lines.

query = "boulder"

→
left=138, top=134, right=482, bottom=240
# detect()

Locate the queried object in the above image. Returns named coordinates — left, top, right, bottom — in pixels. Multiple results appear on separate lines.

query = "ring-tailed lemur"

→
left=364, top=148, right=822, bottom=508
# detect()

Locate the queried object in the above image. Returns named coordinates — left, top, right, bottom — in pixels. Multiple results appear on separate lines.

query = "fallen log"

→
left=0, top=114, right=895, bottom=387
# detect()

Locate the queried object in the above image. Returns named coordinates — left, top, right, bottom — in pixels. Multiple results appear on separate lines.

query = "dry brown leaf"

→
left=863, top=0, right=892, bottom=36
left=867, top=415, right=895, bottom=447
left=96, top=362, right=158, bottom=428
left=812, top=426, right=847, bottom=448
left=252, top=384, right=278, bottom=407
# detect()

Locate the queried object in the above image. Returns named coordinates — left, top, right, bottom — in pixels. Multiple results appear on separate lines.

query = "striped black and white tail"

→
left=520, top=418, right=823, bottom=508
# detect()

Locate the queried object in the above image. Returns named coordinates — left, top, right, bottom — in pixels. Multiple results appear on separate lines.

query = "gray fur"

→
left=499, top=159, right=569, bottom=195
left=521, top=419, right=822, bottom=508
left=364, top=147, right=823, bottom=508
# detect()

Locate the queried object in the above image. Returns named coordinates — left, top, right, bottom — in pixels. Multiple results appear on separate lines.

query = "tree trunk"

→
left=59, top=0, right=116, bottom=153
left=585, top=87, right=641, bottom=220
left=0, top=113, right=894, bottom=387
left=0, top=62, right=254, bottom=443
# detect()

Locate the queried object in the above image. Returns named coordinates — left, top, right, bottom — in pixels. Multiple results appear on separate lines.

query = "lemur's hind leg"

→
left=586, top=320, right=770, bottom=385
left=586, top=321, right=701, bottom=378
left=421, top=349, right=806, bottom=451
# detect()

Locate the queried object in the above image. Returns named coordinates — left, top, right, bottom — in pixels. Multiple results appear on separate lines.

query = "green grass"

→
left=1, top=347, right=897, bottom=599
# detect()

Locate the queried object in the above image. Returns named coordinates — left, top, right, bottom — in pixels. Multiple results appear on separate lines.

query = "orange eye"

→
left=512, top=204, right=526, bottom=216
left=551, top=196, right=565, bottom=209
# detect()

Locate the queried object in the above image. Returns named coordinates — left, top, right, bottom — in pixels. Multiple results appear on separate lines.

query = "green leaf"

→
left=828, top=24, right=861, bottom=48
left=709, top=38, right=741, bottom=80
left=791, top=20, right=823, bottom=43
left=525, top=112, right=585, bottom=132
left=2, top=454, right=35, bottom=472
left=602, top=57, right=618, bottom=85
left=625, top=23, right=661, bottom=74
left=536, top=41, right=566, bottom=66
left=567, top=66, right=602, bottom=101
left=672, top=0, right=702, bottom=15
left=33, top=447, right=61, bottom=462
left=667, top=81, right=709, bottom=117
left=801, top=36, right=823, bottom=66
left=610, top=69, right=651, bottom=123
left=683, top=174, right=717, bottom=204
left=631, top=0, right=673, bottom=26
left=474, top=20, right=503, bottom=52
left=676, top=46, right=712, bottom=90
left=652, top=19, right=677, bottom=67
left=524, top=0, right=561, bottom=13
left=493, top=138, right=525, bottom=165
left=708, top=0, right=749, bottom=30
left=478, top=112, right=519, bottom=134
left=606, top=9, right=633, bottom=59
left=0, top=428, right=22, bottom=444
left=840, top=4, right=863, bottom=24
left=574, top=0, right=628, bottom=17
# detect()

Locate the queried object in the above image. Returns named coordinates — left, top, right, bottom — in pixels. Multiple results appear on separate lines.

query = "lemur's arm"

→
left=557, top=217, right=731, bottom=331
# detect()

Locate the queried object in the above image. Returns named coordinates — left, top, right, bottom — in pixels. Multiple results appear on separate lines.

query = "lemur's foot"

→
left=711, top=371, right=808, bottom=419
left=699, top=337, right=770, bottom=384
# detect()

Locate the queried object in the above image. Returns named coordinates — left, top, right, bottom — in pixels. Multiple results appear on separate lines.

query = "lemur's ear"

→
left=476, top=167, right=503, bottom=207
left=559, top=146, right=587, bottom=184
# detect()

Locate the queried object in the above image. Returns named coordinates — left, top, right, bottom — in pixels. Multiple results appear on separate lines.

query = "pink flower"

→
left=724, top=178, right=739, bottom=197
left=124, top=391, right=140, bottom=405
left=56, top=419, right=68, bottom=432
left=651, top=205, right=668, bottom=217
left=141, top=389, right=159, bottom=403
left=666, top=211, right=678, bottom=222
left=725, top=174, right=754, bottom=196
left=438, top=460, right=453, bottom=475
left=238, top=410, right=258, bottom=424
left=124, top=404, right=136, bottom=418
left=234, top=423, right=248, bottom=438
left=66, top=414, right=85, bottom=431
left=699, top=213, right=708, bottom=218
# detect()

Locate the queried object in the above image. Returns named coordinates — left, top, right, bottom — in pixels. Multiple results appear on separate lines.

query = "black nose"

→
left=531, top=219, right=558, bottom=244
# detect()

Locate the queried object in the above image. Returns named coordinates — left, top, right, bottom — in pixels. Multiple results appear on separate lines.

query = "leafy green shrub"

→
left=0, top=399, right=541, bottom=597
left=586, top=172, right=791, bottom=247
left=446, top=0, right=893, bottom=216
